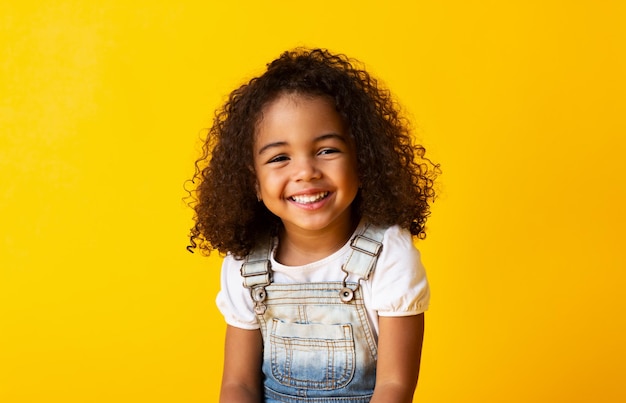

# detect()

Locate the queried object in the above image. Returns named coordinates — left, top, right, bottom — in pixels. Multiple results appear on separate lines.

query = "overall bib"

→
left=241, top=225, right=385, bottom=403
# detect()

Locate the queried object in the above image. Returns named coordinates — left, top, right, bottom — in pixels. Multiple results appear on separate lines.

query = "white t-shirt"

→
left=216, top=223, right=430, bottom=338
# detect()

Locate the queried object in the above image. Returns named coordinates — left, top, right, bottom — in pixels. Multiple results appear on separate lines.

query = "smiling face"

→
left=253, top=93, right=359, bottom=241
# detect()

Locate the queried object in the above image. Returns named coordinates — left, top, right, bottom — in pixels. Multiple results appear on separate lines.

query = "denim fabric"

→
left=257, top=282, right=377, bottom=402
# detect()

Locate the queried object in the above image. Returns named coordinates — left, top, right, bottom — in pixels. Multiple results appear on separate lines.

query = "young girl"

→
left=188, top=48, right=438, bottom=403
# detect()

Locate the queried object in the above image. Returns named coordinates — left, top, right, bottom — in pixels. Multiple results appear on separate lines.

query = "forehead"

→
left=262, top=92, right=336, bottom=116
left=255, top=93, right=344, bottom=135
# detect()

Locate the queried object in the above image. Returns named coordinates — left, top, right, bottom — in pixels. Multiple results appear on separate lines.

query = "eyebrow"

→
left=257, top=133, right=347, bottom=155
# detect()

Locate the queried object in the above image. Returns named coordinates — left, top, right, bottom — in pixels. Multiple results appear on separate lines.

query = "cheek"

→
left=255, top=170, right=278, bottom=195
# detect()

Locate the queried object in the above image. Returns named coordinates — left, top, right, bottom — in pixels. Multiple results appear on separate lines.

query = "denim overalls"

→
left=241, top=224, right=385, bottom=402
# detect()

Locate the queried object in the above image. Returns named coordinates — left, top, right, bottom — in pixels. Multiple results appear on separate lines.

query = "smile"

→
left=289, top=191, right=329, bottom=204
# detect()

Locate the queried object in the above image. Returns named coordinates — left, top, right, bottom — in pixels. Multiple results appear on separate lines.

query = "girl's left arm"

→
left=370, top=313, right=425, bottom=403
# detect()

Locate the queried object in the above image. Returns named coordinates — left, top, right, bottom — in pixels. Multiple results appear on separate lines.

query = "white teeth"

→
left=290, top=192, right=328, bottom=204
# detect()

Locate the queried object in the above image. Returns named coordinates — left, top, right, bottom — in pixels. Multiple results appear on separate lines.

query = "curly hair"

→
left=187, top=48, right=439, bottom=258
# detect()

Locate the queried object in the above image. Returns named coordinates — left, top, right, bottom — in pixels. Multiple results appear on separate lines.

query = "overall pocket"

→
left=269, top=319, right=355, bottom=390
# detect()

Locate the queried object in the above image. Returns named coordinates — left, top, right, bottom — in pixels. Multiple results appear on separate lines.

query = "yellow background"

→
left=1, top=1, right=624, bottom=402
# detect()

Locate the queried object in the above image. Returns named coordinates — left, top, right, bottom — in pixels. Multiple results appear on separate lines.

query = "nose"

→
left=292, top=157, right=321, bottom=182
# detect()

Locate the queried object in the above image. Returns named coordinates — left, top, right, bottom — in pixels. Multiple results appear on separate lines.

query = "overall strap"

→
left=343, top=224, right=385, bottom=281
left=240, top=237, right=272, bottom=289
left=338, top=224, right=385, bottom=303
left=240, top=237, right=273, bottom=314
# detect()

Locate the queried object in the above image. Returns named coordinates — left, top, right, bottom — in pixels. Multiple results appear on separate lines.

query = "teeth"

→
left=291, top=192, right=328, bottom=204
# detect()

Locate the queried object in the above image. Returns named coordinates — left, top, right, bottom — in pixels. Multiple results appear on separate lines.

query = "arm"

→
left=370, top=314, right=425, bottom=403
left=219, top=325, right=264, bottom=403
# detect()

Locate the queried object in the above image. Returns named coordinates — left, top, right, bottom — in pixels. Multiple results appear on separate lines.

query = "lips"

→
left=289, top=191, right=329, bottom=204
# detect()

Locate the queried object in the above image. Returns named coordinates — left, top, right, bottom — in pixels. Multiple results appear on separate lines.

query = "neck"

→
left=276, top=217, right=359, bottom=266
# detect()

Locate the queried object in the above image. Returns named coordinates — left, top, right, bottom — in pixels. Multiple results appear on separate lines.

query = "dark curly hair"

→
left=187, top=48, right=439, bottom=258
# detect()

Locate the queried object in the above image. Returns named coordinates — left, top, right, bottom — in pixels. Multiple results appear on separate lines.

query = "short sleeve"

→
left=215, top=255, right=260, bottom=330
left=369, top=226, right=430, bottom=316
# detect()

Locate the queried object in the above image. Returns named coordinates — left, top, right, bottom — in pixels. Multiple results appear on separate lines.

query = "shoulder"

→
left=374, top=224, right=420, bottom=258
left=368, top=225, right=430, bottom=315
left=223, top=253, right=245, bottom=267
left=362, top=223, right=423, bottom=275
left=217, top=254, right=260, bottom=330
left=382, top=224, right=415, bottom=244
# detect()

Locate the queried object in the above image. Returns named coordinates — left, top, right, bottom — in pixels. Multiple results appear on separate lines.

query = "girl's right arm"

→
left=219, top=325, right=264, bottom=402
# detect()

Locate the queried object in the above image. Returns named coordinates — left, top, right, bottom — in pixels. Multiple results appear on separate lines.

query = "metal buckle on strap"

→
left=241, top=259, right=271, bottom=277
left=240, top=260, right=271, bottom=288
left=349, top=234, right=382, bottom=257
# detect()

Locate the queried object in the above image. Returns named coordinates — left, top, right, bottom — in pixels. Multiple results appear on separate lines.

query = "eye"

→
left=318, top=148, right=340, bottom=156
left=267, top=154, right=289, bottom=164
